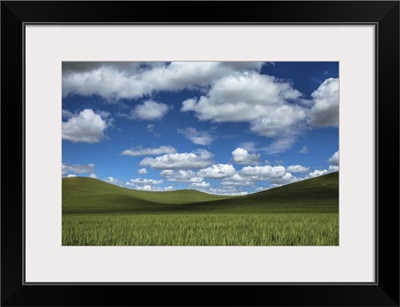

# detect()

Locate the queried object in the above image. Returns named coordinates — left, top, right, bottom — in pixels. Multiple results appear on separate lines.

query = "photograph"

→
left=2, top=0, right=399, bottom=305
left=62, top=61, right=339, bottom=246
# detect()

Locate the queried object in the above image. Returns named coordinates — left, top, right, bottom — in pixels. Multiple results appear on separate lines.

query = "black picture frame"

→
left=1, top=1, right=399, bottom=306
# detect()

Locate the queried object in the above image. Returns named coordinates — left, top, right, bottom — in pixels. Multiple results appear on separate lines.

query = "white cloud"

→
left=268, top=172, right=299, bottom=185
left=135, top=185, right=153, bottom=191
left=235, top=165, right=299, bottom=186
left=308, top=169, right=328, bottom=178
left=181, top=71, right=301, bottom=123
left=250, top=105, right=307, bottom=138
left=328, top=151, right=339, bottom=166
left=62, top=163, right=95, bottom=175
left=309, top=78, right=339, bottom=127
left=329, top=165, right=339, bottom=172
left=160, top=170, right=203, bottom=183
left=286, top=165, right=310, bottom=173
left=198, top=164, right=236, bottom=179
left=89, top=173, right=98, bottom=179
left=63, top=62, right=264, bottom=99
left=180, top=72, right=309, bottom=154
left=180, top=76, right=338, bottom=155
left=239, top=165, right=287, bottom=181
left=121, top=146, right=176, bottom=156
left=127, top=178, right=163, bottom=185
left=62, top=109, right=108, bottom=143
left=138, top=168, right=148, bottom=174
left=131, top=100, right=170, bottom=120
left=299, top=145, right=308, bottom=154
left=189, top=181, right=211, bottom=189
left=221, top=174, right=253, bottom=186
left=231, top=147, right=260, bottom=165
left=207, top=186, right=249, bottom=196
left=328, top=150, right=339, bottom=172
left=177, top=127, right=214, bottom=146
left=251, top=105, right=307, bottom=155
left=139, top=149, right=214, bottom=169
left=105, top=177, right=124, bottom=186
left=124, top=182, right=174, bottom=192
left=66, top=174, right=76, bottom=178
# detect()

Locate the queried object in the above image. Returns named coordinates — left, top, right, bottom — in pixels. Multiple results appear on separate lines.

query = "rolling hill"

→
left=63, top=172, right=338, bottom=214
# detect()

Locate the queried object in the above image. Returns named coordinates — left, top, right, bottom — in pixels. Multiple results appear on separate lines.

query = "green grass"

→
left=62, top=172, right=339, bottom=246
left=63, top=213, right=338, bottom=246
left=62, top=177, right=231, bottom=214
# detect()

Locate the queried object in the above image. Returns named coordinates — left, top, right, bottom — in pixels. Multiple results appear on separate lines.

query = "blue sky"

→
left=62, top=62, right=339, bottom=195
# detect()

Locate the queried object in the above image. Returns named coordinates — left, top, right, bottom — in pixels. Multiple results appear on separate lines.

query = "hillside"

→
left=170, top=171, right=338, bottom=214
left=63, top=172, right=338, bottom=214
left=62, top=177, right=231, bottom=214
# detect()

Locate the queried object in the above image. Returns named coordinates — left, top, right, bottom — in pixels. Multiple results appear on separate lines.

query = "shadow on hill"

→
left=63, top=172, right=338, bottom=214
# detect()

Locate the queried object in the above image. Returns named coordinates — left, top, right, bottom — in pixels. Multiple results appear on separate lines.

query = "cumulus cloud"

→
left=181, top=72, right=301, bottom=123
left=160, top=170, right=203, bottom=183
left=66, top=174, right=76, bottom=178
left=329, top=165, right=339, bottom=172
left=105, top=177, right=124, bottom=186
left=207, top=186, right=249, bottom=196
left=63, top=62, right=264, bottom=99
left=268, top=172, right=299, bottom=185
left=189, top=181, right=211, bottom=189
left=138, top=168, right=148, bottom=174
left=177, top=127, right=214, bottom=146
left=231, top=147, right=260, bottom=165
left=221, top=174, right=253, bottom=186
left=62, top=109, right=109, bottom=143
left=180, top=72, right=312, bottom=154
left=127, top=185, right=174, bottom=192
left=121, top=146, right=176, bottom=157
left=62, top=163, right=95, bottom=175
left=89, top=173, right=98, bottom=179
left=197, top=164, right=236, bottom=179
left=131, top=100, right=170, bottom=120
left=139, top=149, right=214, bottom=169
left=328, top=151, right=339, bottom=166
left=328, top=150, right=339, bottom=172
left=180, top=76, right=338, bottom=154
left=239, top=165, right=287, bottom=181
left=250, top=105, right=307, bottom=138
left=308, top=169, right=328, bottom=178
left=309, top=78, right=339, bottom=127
left=251, top=105, right=307, bottom=155
left=132, top=185, right=153, bottom=191
left=126, top=178, right=163, bottom=185
left=286, top=165, right=310, bottom=173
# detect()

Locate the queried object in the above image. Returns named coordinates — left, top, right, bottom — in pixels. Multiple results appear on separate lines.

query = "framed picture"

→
left=1, top=1, right=399, bottom=306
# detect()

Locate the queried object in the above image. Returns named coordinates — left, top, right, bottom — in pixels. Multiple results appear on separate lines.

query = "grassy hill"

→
left=63, top=172, right=338, bottom=214
left=62, top=176, right=231, bottom=214
left=63, top=172, right=339, bottom=246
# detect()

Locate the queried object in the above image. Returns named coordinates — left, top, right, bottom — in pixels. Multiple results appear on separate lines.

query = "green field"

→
left=62, top=172, right=339, bottom=246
